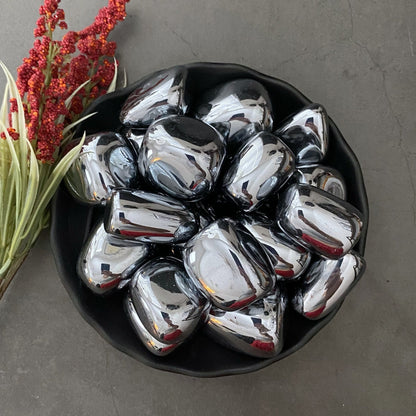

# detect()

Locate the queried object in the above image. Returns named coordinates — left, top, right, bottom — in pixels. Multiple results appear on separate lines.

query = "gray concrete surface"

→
left=1, top=0, right=415, bottom=415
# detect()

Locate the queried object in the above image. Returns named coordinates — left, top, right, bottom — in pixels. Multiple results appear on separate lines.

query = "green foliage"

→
left=0, top=62, right=86, bottom=289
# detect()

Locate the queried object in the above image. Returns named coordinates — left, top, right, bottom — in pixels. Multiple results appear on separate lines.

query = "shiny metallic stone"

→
left=275, top=103, right=328, bottom=165
left=120, top=66, right=188, bottom=127
left=123, top=128, right=147, bottom=156
left=223, top=131, right=295, bottom=211
left=198, top=213, right=212, bottom=231
left=170, top=202, right=217, bottom=254
left=213, top=122, right=263, bottom=152
left=277, top=184, right=363, bottom=259
left=139, top=116, right=226, bottom=201
left=206, top=288, right=286, bottom=358
left=64, top=132, right=138, bottom=205
left=292, top=251, right=366, bottom=320
left=129, top=257, right=208, bottom=344
left=125, top=294, right=181, bottom=356
left=229, top=122, right=263, bottom=150
left=183, top=218, right=274, bottom=311
left=195, top=78, right=273, bottom=146
left=241, top=215, right=311, bottom=280
left=77, top=221, right=151, bottom=295
left=293, top=164, right=347, bottom=200
left=104, top=189, right=198, bottom=244
left=191, top=202, right=216, bottom=231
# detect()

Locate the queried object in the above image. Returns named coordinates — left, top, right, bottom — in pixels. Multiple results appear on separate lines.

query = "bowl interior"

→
left=50, top=62, right=369, bottom=377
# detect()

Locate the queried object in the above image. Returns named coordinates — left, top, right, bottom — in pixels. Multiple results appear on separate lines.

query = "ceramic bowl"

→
left=50, top=62, right=369, bottom=377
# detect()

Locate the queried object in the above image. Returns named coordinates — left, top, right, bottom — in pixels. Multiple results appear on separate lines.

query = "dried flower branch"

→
left=0, top=0, right=130, bottom=298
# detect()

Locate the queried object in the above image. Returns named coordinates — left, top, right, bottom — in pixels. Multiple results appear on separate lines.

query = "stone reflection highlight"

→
left=125, top=295, right=181, bottom=356
left=241, top=215, right=311, bottom=280
left=292, top=252, right=366, bottom=319
left=275, top=104, right=328, bottom=165
left=64, top=132, right=138, bottom=205
left=277, top=184, right=363, bottom=259
left=129, top=257, right=208, bottom=344
left=77, top=221, right=151, bottom=295
left=120, top=66, right=188, bottom=127
left=139, top=115, right=225, bottom=201
left=293, top=164, right=346, bottom=200
left=183, top=218, right=274, bottom=311
left=195, top=78, right=273, bottom=147
left=104, top=189, right=198, bottom=244
left=206, top=288, right=286, bottom=358
left=223, top=131, right=295, bottom=211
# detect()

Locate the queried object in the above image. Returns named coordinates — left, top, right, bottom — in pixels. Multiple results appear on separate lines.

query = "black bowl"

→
left=50, top=62, right=369, bottom=377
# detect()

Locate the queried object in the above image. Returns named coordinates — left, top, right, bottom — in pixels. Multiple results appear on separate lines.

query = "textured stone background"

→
left=0, top=1, right=415, bottom=415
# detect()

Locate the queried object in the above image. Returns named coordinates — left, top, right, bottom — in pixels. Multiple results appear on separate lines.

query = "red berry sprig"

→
left=7, top=0, right=129, bottom=163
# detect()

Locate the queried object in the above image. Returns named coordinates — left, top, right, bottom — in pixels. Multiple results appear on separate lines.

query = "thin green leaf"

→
left=62, top=112, right=97, bottom=136
left=0, top=82, right=11, bottom=201
left=0, top=121, right=21, bottom=203
left=122, top=67, right=127, bottom=88
left=0, top=257, right=12, bottom=275
left=59, top=130, right=76, bottom=150
left=65, top=79, right=90, bottom=109
left=21, top=134, right=85, bottom=241
left=0, top=80, right=9, bottom=125
left=6, top=135, right=39, bottom=257
left=0, top=63, right=18, bottom=132
left=0, top=164, right=4, bottom=249
left=0, top=132, right=8, bottom=215
left=0, top=140, right=9, bottom=248
left=0, top=121, right=20, bottom=253
left=106, top=58, right=118, bottom=93
left=0, top=62, right=29, bottom=204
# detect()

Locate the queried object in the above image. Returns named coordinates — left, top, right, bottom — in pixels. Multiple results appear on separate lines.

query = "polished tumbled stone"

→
left=139, top=115, right=225, bottom=201
left=183, top=218, right=274, bottom=311
left=120, top=66, right=188, bottom=127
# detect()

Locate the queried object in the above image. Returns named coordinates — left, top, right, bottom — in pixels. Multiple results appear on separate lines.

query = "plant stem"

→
left=0, top=252, right=28, bottom=300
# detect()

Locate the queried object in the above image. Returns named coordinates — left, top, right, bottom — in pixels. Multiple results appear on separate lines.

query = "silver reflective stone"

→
left=120, top=66, right=188, bottom=127
left=183, top=218, right=274, bottom=311
left=77, top=221, right=151, bottom=295
left=104, top=189, right=198, bottom=244
left=292, top=251, right=366, bottom=320
left=293, top=164, right=346, bottom=200
left=195, top=78, right=273, bottom=146
left=125, top=294, right=181, bottom=356
left=223, top=131, right=295, bottom=211
left=139, top=116, right=226, bottom=201
left=198, top=213, right=212, bottom=231
left=275, top=104, right=328, bottom=165
left=123, top=128, right=147, bottom=156
left=241, top=215, right=311, bottom=280
left=129, top=257, right=208, bottom=344
left=191, top=202, right=216, bottom=231
left=213, top=122, right=263, bottom=151
left=206, top=288, right=286, bottom=358
left=229, top=122, right=263, bottom=150
left=277, top=184, right=363, bottom=259
left=64, top=132, right=138, bottom=205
